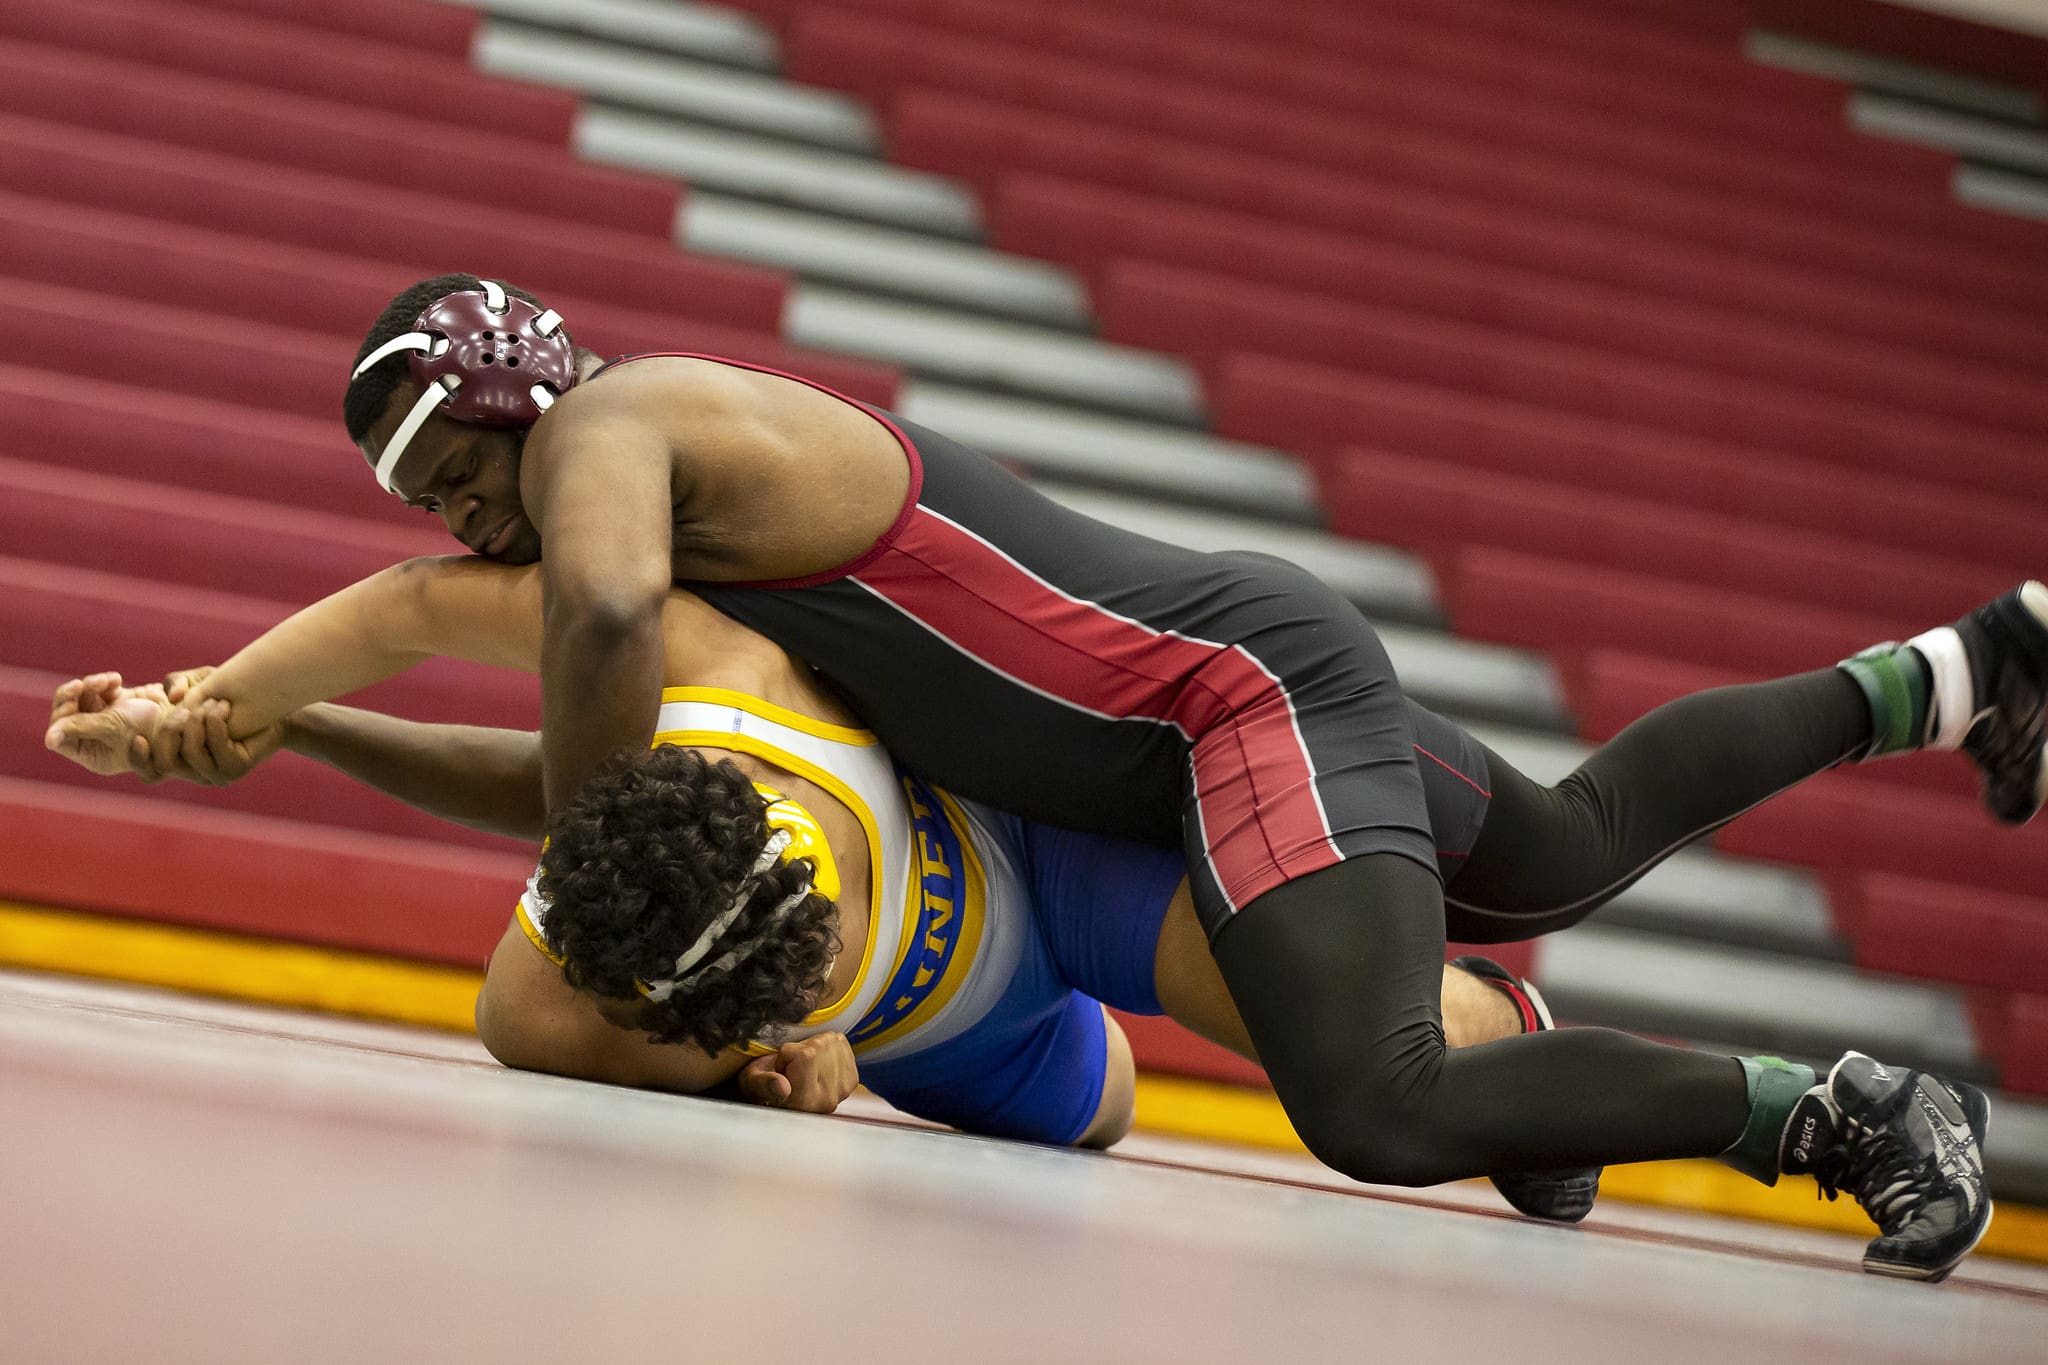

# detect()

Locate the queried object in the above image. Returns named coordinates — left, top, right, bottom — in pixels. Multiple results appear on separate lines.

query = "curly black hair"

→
left=343, top=273, right=568, bottom=443
left=538, top=745, right=841, bottom=1055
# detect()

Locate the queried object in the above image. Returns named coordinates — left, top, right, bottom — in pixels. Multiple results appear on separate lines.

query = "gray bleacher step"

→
left=1744, top=29, right=2043, bottom=121
left=1375, top=625, right=1565, bottom=729
left=1990, top=1096, right=2048, bottom=1204
left=1953, top=162, right=2048, bottom=222
left=1584, top=850, right=1841, bottom=959
left=898, top=382, right=1313, bottom=522
left=1027, top=479, right=1448, bottom=629
left=681, top=194, right=1091, bottom=329
left=1463, top=724, right=1841, bottom=958
left=446, top=0, right=779, bottom=71
left=577, top=105, right=982, bottom=239
left=1538, top=925, right=1979, bottom=1076
left=791, top=287, right=1205, bottom=423
left=1850, top=91, right=2048, bottom=174
left=478, top=23, right=874, bottom=151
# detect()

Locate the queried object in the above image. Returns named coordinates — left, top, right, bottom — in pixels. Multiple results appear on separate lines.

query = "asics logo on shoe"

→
left=1792, top=1115, right=1823, bottom=1164
left=1915, top=1089, right=1983, bottom=1178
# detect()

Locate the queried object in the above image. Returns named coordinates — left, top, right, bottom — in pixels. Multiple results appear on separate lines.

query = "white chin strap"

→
left=353, top=331, right=459, bottom=494
left=376, top=374, right=460, bottom=494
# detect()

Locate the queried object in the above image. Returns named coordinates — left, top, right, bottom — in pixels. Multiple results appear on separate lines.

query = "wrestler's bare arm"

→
left=521, top=399, right=675, bottom=817
left=519, top=361, right=909, bottom=815
left=284, top=704, right=545, bottom=841
left=184, top=556, right=553, bottom=736
left=475, top=917, right=861, bottom=1110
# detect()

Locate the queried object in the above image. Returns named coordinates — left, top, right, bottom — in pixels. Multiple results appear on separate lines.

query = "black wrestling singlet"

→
left=602, top=354, right=1490, bottom=936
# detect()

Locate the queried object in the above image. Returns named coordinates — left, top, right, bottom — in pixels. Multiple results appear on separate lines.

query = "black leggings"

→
left=1211, top=669, right=1872, bottom=1185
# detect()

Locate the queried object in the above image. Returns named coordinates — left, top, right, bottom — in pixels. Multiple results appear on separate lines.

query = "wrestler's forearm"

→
left=539, top=604, right=664, bottom=812
left=191, top=558, right=550, bottom=739
left=187, top=565, right=437, bottom=734
left=285, top=703, right=546, bottom=841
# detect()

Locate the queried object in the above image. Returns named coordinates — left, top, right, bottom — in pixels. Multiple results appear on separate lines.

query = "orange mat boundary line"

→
left=4, top=899, right=2043, bottom=1265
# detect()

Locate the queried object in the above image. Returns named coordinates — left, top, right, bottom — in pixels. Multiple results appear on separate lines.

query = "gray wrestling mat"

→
left=1, top=971, right=2043, bottom=1365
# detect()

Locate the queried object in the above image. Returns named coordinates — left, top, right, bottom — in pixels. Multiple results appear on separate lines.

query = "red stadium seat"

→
left=151, top=0, right=480, bottom=58
left=0, top=276, right=344, bottom=419
left=1320, top=447, right=2008, bottom=624
left=0, top=0, right=578, bottom=145
left=0, top=195, right=899, bottom=410
left=1111, top=271, right=2048, bottom=468
left=788, top=9, right=2018, bottom=248
left=892, top=92, right=2041, bottom=312
left=1977, top=993, right=2048, bottom=1096
left=1442, top=547, right=1893, bottom=675
left=1846, top=875, right=2048, bottom=994
left=0, top=38, right=679, bottom=237
left=994, top=176, right=2048, bottom=378
left=1221, top=353, right=2046, bottom=506
left=0, top=774, right=520, bottom=965
left=0, top=554, right=538, bottom=733
left=0, top=457, right=440, bottom=604
left=1100, top=260, right=2048, bottom=440
left=1756, top=0, right=2048, bottom=97
left=0, top=113, right=788, bottom=333
left=0, top=364, right=408, bottom=523
left=735, top=0, right=1889, bottom=165
left=1721, top=774, right=2048, bottom=894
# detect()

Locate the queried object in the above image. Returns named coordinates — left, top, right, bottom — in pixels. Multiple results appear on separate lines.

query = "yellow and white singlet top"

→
left=516, top=687, right=1030, bottom=1063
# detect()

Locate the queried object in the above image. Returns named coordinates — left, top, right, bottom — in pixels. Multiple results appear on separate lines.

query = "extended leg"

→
left=1445, top=668, right=1871, bottom=940
left=1212, top=854, right=1751, bottom=1184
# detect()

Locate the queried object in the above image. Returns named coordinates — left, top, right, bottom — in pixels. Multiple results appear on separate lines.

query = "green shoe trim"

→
left=1718, top=1055, right=1818, bottom=1186
left=1837, top=644, right=1930, bottom=759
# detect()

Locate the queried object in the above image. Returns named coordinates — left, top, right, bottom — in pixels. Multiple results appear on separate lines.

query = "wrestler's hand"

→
left=162, top=666, right=215, bottom=705
left=142, top=697, right=286, bottom=787
left=736, top=1033, right=859, bottom=1114
left=45, top=674, right=171, bottom=777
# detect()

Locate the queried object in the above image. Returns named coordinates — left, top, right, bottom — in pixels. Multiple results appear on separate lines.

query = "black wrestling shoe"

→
left=1934, top=581, right=2048, bottom=824
left=1840, top=581, right=2048, bottom=823
left=1452, top=955, right=1603, bottom=1224
left=1782, top=1052, right=1992, bottom=1283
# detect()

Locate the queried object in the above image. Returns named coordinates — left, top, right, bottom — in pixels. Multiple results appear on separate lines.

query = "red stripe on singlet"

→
left=855, top=509, right=1341, bottom=911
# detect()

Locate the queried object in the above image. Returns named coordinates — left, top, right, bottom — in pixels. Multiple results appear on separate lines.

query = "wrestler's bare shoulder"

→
left=526, top=355, right=910, bottom=583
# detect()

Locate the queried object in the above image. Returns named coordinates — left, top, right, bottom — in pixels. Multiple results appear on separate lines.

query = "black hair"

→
left=538, top=746, right=841, bottom=1055
left=343, top=273, right=559, bottom=443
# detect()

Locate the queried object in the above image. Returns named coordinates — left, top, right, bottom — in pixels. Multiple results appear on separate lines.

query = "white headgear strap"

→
left=639, top=829, right=803, bottom=1002
left=373, top=375, right=461, bottom=494
left=352, top=331, right=459, bottom=495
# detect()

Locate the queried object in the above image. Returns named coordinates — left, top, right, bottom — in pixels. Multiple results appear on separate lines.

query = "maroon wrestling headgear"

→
left=350, top=279, right=578, bottom=493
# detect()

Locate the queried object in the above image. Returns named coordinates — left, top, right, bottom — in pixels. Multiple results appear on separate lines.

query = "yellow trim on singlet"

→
left=846, top=786, right=990, bottom=1056
left=659, top=686, right=878, bottom=747
left=755, top=784, right=843, bottom=904
left=514, top=897, right=563, bottom=966
left=650, top=728, right=892, bottom=1031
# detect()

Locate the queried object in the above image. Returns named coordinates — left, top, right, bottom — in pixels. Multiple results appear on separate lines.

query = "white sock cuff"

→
left=1905, top=625, right=1973, bottom=750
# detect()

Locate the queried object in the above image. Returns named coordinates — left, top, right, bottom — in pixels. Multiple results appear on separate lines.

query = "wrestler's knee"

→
left=1279, top=1030, right=1452, bottom=1187
left=1292, top=1073, right=1452, bottom=1188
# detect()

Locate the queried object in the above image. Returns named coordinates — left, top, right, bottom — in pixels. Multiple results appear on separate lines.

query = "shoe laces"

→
left=1809, top=1116, right=1931, bottom=1234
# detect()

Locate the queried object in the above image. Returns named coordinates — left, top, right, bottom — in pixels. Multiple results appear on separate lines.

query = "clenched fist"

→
left=736, top=1033, right=860, bottom=1115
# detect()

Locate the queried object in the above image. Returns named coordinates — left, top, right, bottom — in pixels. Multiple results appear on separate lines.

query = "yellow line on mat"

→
left=5, top=902, right=2044, bottom=1265
left=0, top=901, right=481, bottom=1033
